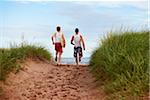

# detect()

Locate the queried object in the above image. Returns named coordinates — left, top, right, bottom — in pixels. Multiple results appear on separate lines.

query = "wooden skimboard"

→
left=61, top=33, right=65, bottom=48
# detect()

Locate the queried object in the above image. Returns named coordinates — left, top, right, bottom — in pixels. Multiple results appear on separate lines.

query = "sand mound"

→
left=0, top=60, right=105, bottom=100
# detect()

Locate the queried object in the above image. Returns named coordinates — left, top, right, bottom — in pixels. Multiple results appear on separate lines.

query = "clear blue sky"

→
left=0, top=0, right=149, bottom=57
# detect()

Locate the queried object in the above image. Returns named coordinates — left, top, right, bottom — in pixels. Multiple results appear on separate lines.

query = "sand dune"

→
left=0, top=60, right=105, bottom=100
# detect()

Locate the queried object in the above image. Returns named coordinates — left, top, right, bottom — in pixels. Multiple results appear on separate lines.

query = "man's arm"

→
left=51, top=33, right=56, bottom=45
left=80, top=35, right=85, bottom=50
left=71, top=36, right=74, bottom=45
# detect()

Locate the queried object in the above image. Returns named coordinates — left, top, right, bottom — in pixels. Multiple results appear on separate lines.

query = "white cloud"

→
left=75, top=1, right=148, bottom=10
left=8, top=0, right=50, bottom=4
left=57, top=1, right=147, bottom=34
left=9, top=0, right=148, bottom=11
left=25, top=0, right=48, bottom=1
left=10, top=0, right=147, bottom=1
left=2, top=0, right=148, bottom=57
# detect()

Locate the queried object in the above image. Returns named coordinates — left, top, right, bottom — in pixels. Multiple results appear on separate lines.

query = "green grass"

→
left=0, top=44, right=51, bottom=80
left=89, top=30, right=149, bottom=99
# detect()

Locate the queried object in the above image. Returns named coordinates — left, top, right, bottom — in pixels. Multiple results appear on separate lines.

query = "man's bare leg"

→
left=58, top=52, right=62, bottom=65
left=76, top=53, right=79, bottom=65
left=79, top=57, right=81, bottom=62
left=75, top=57, right=78, bottom=65
left=55, top=52, right=58, bottom=62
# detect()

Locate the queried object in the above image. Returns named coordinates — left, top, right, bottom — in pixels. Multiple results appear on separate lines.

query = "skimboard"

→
left=61, top=33, right=65, bottom=48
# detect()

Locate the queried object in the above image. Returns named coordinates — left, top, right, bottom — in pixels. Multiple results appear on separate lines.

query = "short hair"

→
left=75, top=28, right=79, bottom=33
left=56, top=26, right=61, bottom=32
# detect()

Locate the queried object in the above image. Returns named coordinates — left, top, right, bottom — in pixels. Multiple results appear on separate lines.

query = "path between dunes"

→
left=0, top=60, right=105, bottom=100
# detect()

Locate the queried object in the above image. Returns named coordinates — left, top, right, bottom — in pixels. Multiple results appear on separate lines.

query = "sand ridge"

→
left=0, top=60, right=105, bottom=100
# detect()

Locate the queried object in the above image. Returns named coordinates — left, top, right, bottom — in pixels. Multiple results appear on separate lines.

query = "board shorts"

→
left=55, top=43, right=62, bottom=53
left=74, top=46, right=83, bottom=58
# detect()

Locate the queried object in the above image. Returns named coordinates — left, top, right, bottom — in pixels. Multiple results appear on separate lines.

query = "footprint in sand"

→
left=0, top=61, right=105, bottom=100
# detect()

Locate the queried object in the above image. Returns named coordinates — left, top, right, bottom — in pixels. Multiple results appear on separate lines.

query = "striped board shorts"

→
left=74, top=46, right=83, bottom=58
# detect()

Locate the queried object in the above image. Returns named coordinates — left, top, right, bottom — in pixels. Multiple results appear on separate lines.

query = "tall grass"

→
left=90, top=30, right=149, bottom=99
left=0, top=44, right=51, bottom=80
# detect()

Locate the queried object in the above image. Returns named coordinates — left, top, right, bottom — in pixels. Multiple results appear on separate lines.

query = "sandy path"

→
left=0, top=60, right=105, bottom=100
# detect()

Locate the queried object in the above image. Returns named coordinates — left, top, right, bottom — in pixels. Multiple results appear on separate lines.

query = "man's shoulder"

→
left=53, top=32, right=56, bottom=35
left=52, top=32, right=56, bottom=37
left=79, top=34, right=83, bottom=38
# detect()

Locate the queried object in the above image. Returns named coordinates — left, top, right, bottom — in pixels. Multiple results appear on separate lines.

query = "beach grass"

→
left=89, top=30, right=149, bottom=99
left=0, top=44, right=51, bottom=80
